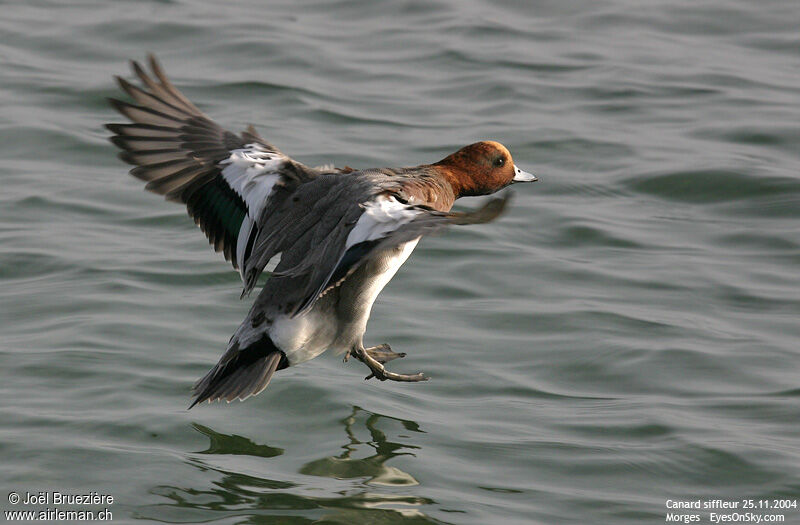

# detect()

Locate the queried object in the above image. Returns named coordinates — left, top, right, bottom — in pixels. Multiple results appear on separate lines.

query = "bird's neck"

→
left=431, top=157, right=481, bottom=199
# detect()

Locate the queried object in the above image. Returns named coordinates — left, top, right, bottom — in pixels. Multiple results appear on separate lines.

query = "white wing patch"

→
left=220, top=143, right=283, bottom=220
left=235, top=216, right=255, bottom=276
left=346, top=195, right=422, bottom=249
left=220, top=143, right=285, bottom=277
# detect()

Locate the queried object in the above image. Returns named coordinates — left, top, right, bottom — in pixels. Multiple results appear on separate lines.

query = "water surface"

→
left=2, top=0, right=800, bottom=523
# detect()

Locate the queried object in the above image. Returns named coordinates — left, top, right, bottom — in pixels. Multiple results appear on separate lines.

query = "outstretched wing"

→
left=256, top=189, right=510, bottom=318
left=314, top=193, right=511, bottom=306
left=106, top=55, right=323, bottom=276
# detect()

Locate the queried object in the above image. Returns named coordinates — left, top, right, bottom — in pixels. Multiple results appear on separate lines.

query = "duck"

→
left=106, top=55, right=538, bottom=407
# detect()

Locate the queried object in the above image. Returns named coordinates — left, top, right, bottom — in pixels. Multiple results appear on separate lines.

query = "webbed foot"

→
left=352, top=344, right=428, bottom=382
left=365, top=343, right=406, bottom=364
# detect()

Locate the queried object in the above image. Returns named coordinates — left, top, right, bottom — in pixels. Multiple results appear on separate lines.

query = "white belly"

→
left=274, top=238, right=420, bottom=366
left=269, top=314, right=311, bottom=355
left=358, top=238, right=419, bottom=321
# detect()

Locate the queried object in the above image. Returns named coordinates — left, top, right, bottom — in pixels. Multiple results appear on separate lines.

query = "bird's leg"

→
left=351, top=344, right=428, bottom=382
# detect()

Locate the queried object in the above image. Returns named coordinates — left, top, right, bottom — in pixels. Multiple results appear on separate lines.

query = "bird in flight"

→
left=106, top=55, right=537, bottom=408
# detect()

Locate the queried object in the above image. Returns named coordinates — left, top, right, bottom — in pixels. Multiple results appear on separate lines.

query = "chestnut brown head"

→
left=434, top=140, right=536, bottom=197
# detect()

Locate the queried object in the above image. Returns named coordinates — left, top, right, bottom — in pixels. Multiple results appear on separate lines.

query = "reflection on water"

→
left=299, top=406, right=420, bottom=486
left=140, top=407, right=450, bottom=524
left=193, top=423, right=285, bottom=458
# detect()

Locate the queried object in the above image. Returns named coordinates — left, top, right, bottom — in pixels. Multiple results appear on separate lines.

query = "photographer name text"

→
left=18, top=491, right=113, bottom=506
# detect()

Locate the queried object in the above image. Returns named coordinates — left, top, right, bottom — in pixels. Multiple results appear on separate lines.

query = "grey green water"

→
left=2, top=1, right=800, bottom=523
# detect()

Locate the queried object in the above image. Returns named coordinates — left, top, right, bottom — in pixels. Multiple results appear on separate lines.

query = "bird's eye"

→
left=494, top=157, right=505, bottom=167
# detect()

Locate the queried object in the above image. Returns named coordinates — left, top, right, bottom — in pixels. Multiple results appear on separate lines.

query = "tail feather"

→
left=189, top=336, right=287, bottom=408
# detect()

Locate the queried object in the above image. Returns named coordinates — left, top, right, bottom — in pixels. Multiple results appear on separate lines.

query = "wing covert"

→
left=312, top=193, right=510, bottom=306
left=250, top=187, right=509, bottom=318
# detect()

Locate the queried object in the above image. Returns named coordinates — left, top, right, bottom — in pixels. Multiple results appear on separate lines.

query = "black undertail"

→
left=189, top=335, right=288, bottom=408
